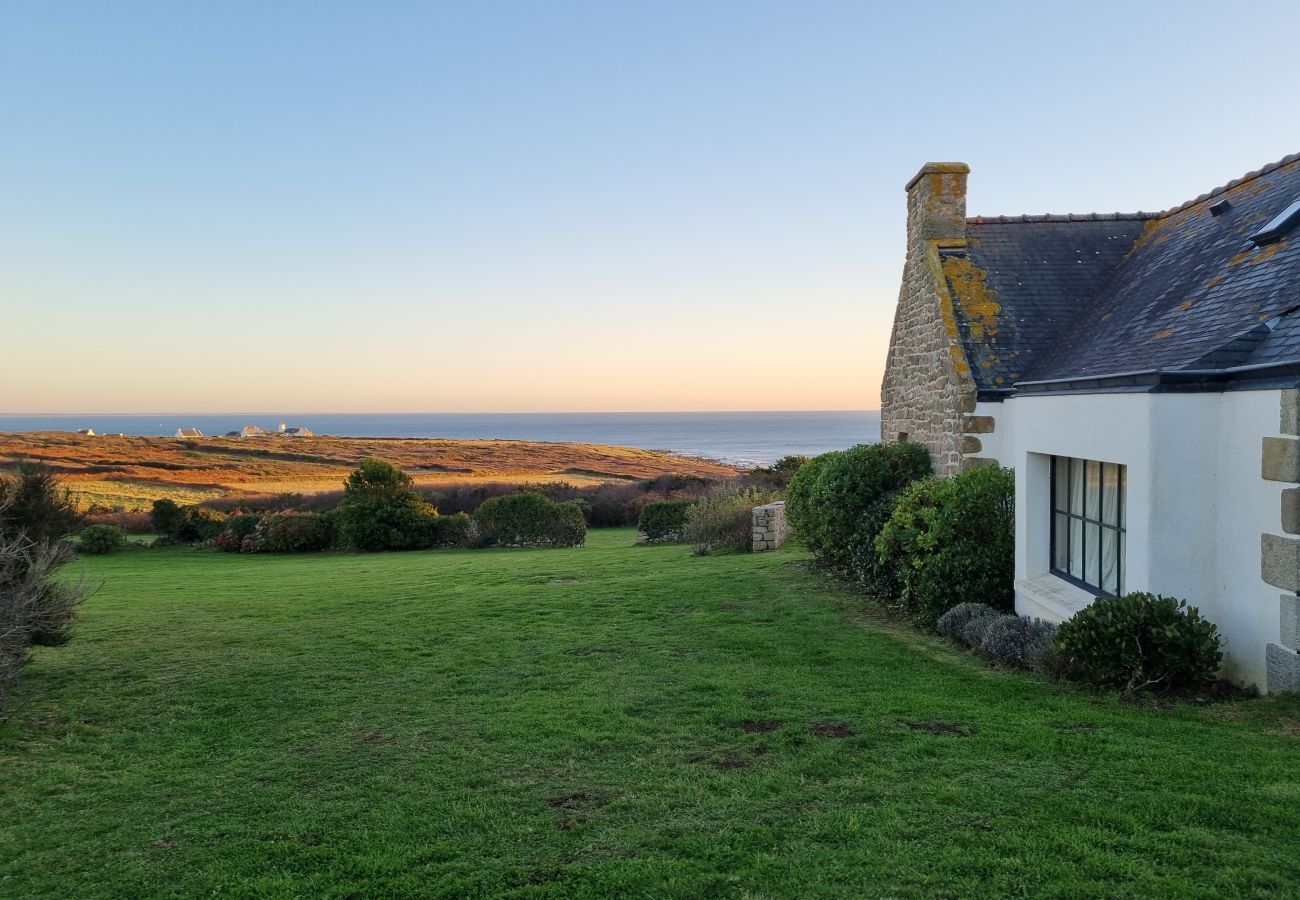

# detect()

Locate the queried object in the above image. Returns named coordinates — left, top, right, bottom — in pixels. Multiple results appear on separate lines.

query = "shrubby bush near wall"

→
left=875, top=465, right=1014, bottom=622
left=785, top=442, right=931, bottom=595
left=684, top=485, right=777, bottom=555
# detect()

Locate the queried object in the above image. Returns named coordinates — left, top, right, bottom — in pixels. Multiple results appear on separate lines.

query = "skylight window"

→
left=1251, top=198, right=1300, bottom=245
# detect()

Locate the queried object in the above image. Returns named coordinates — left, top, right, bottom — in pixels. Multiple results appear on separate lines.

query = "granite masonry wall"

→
left=880, top=162, right=992, bottom=476
left=752, top=501, right=791, bottom=552
left=1261, top=388, right=1300, bottom=693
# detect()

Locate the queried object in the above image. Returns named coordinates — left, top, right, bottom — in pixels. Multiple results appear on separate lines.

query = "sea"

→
left=0, top=411, right=880, bottom=468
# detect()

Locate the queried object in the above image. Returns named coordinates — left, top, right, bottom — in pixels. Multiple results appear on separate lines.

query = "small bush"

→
left=1024, top=619, right=1068, bottom=679
left=428, top=513, right=471, bottom=548
left=1, top=523, right=89, bottom=704
left=77, top=524, right=126, bottom=555
left=1055, top=592, right=1223, bottom=695
left=936, top=602, right=998, bottom=643
left=213, top=529, right=244, bottom=553
left=0, top=463, right=82, bottom=544
left=962, top=612, right=1001, bottom=649
left=255, top=511, right=335, bottom=553
left=473, top=493, right=587, bottom=548
left=876, top=465, right=1014, bottom=623
left=785, top=443, right=931, bottom=595
left=637, top=500, right=692, bottom=542
left=979, top=615, right=1032, bottom=666
left=683, top=485, right=775, bottom=555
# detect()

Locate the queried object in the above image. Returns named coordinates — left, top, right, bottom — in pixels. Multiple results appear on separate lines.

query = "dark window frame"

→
left=1049, top=455, right=1126, bottom=597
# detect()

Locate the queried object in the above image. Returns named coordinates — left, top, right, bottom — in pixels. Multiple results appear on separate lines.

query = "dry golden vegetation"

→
left=0, top=432, right=738, bottom=510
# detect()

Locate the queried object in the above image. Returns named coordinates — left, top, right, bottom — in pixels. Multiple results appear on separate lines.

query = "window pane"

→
left=1054, top=457, right=1069, bottom=512
left=1085, top=523, right=1100, bottom=586
left=1101, top=527, right=1118, bottom=594
left=1118, top=531, right=1126, bottom=594
left=1070, top=458, right=1084, bottom=515
left=1085, top=460, right=1101, bottom=520
left=1069, top=517, right=1083, bottom=579
left=1053, top=513, right=1069, bottom=570
left=1102, top=463, right=1119, bottom=526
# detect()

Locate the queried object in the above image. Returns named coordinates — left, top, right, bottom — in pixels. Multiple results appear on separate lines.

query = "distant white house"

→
left=881, top=153, right=1300, bottom=693
left=175, top=427, right=203, bottom=438
left=278, top=423, right=314, bottom=437
left=241, top=424, right=266, bottom=437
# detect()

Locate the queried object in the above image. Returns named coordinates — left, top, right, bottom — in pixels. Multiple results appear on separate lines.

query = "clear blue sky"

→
left=3, top=1, right=1297, bottom=413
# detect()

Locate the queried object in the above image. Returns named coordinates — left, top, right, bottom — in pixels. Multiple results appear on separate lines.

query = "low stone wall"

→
left=752, top=501, right=791, bottom=552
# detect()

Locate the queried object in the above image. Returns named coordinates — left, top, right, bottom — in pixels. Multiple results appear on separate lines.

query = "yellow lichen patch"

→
left=1228, top=248, right=1254, bottom=266
left=1246, top=240, right=1288, bottom=265
left=1176, top=300, right=1194, bottom=311
left=941, top=255, right=1000, bottom=341
left=1205, top=273, right=1224, bottom=289
left=1153, top=327, right=1175, bottom=340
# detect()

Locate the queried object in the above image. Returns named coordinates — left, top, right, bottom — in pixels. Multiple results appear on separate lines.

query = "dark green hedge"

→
left=472, top=492, right=586, bottom=548
left=875, top=465, right=1014, bottom=622
left=784, top=442, right=931, bottom=595
left=637, top=499, right=691, bottom=541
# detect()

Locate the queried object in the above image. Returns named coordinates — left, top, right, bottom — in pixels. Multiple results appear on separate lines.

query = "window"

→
left=1050, top=456, right=1125, bottom=596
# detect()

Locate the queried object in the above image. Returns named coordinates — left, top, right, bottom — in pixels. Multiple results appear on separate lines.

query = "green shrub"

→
left=1055, top=592, right=1223, bottom=695
left=875, top=465, right=1014, bottom=622
left=1, top=527, right=88, bottom=704
left=336, top=459, right=439, bottom=551
left=637, top=500, right=692, bottom=542
left=256, top=511, right=335, bottom=553
left=472, top=493, right=587, bottom=548
left=785, top=442, right=931, bottom=595
left=78, top=524, right=125, bottom=555
left=936, top=602, right=998, bottom=642
left=428, top=513, right=471, bottom=548
left=213, top=513, right=261, bottom=553
left=149, top=499, right=186, bottom=539
left=0, top=463, right=82, bottom=544
left=683, top=485, right=776, bottom=555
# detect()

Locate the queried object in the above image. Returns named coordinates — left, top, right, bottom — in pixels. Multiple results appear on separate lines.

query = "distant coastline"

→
left=0, top=411, right=880, bottom=468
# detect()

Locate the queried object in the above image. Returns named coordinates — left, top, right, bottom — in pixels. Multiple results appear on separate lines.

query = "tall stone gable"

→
left=880, top=163, right=980, bottom=476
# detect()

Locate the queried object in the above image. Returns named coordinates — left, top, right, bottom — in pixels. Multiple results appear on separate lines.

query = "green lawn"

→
left=3, top=530, right=1299, bottom=898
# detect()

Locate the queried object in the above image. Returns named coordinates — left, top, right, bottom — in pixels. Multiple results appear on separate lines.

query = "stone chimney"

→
left=881, top=161, right=976, bottom=476
left=904, top=162, right=969, bottom=244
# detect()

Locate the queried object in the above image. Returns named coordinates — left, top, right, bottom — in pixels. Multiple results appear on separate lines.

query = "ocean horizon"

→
left=0, top=410, right=882, bottom=468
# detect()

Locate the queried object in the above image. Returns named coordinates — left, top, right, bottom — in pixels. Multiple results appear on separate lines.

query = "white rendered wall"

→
left=989, top=390, right=1280, bottom=689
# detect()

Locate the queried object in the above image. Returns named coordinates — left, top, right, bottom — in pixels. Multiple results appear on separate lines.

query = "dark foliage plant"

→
left=78, top=524, right=126, bottom=555
left=472, top=492, right=586, bottom=548
left=784, top=443, right=931, bottom=596
left=875, top=465, right=1014, bottom=623
left=0, top=463, right=82, bottom=544
left=1054, top=592, right=1223, bottom=695
left=637, top=500, right=692, bottom=541
left=336, top=459, right=439, bottom=552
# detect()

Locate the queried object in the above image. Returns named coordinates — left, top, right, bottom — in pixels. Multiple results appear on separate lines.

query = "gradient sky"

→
left=3, top=1, right=1298, bottom=414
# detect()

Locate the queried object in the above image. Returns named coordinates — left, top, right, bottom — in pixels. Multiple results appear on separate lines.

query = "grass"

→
left=2, top=531, right=1299, bottom=898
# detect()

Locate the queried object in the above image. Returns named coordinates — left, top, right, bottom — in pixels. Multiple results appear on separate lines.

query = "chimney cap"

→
left=905, top=162, right=970, bottom=192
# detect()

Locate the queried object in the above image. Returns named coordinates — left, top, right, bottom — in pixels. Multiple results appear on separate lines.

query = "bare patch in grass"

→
left=567, top=647, right=614, bottom=657
left=713, top=752, right=750, bottom=770
left=547, top=791, right=590, bottom=809
left=810, top=722, right=854, bottom=738
left=741, top=720, right=783, bottom=733
left=360, top=729, right=396, bottom=746
left=719, top=602, right=743, bottom=612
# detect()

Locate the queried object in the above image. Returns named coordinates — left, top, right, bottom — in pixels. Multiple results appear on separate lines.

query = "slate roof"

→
left=944, top=153, right=1300, bottom=395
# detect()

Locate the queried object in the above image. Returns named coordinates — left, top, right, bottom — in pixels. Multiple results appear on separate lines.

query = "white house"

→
left=175, top=427, right=203, bottom=438
left=882, top=154, right=1300, bottom=692
left=241, top=424, right=266, bottom=437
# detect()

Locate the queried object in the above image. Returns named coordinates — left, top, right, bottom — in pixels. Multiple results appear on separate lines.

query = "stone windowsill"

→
left=1015, top=572, right=1100, bottom=623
